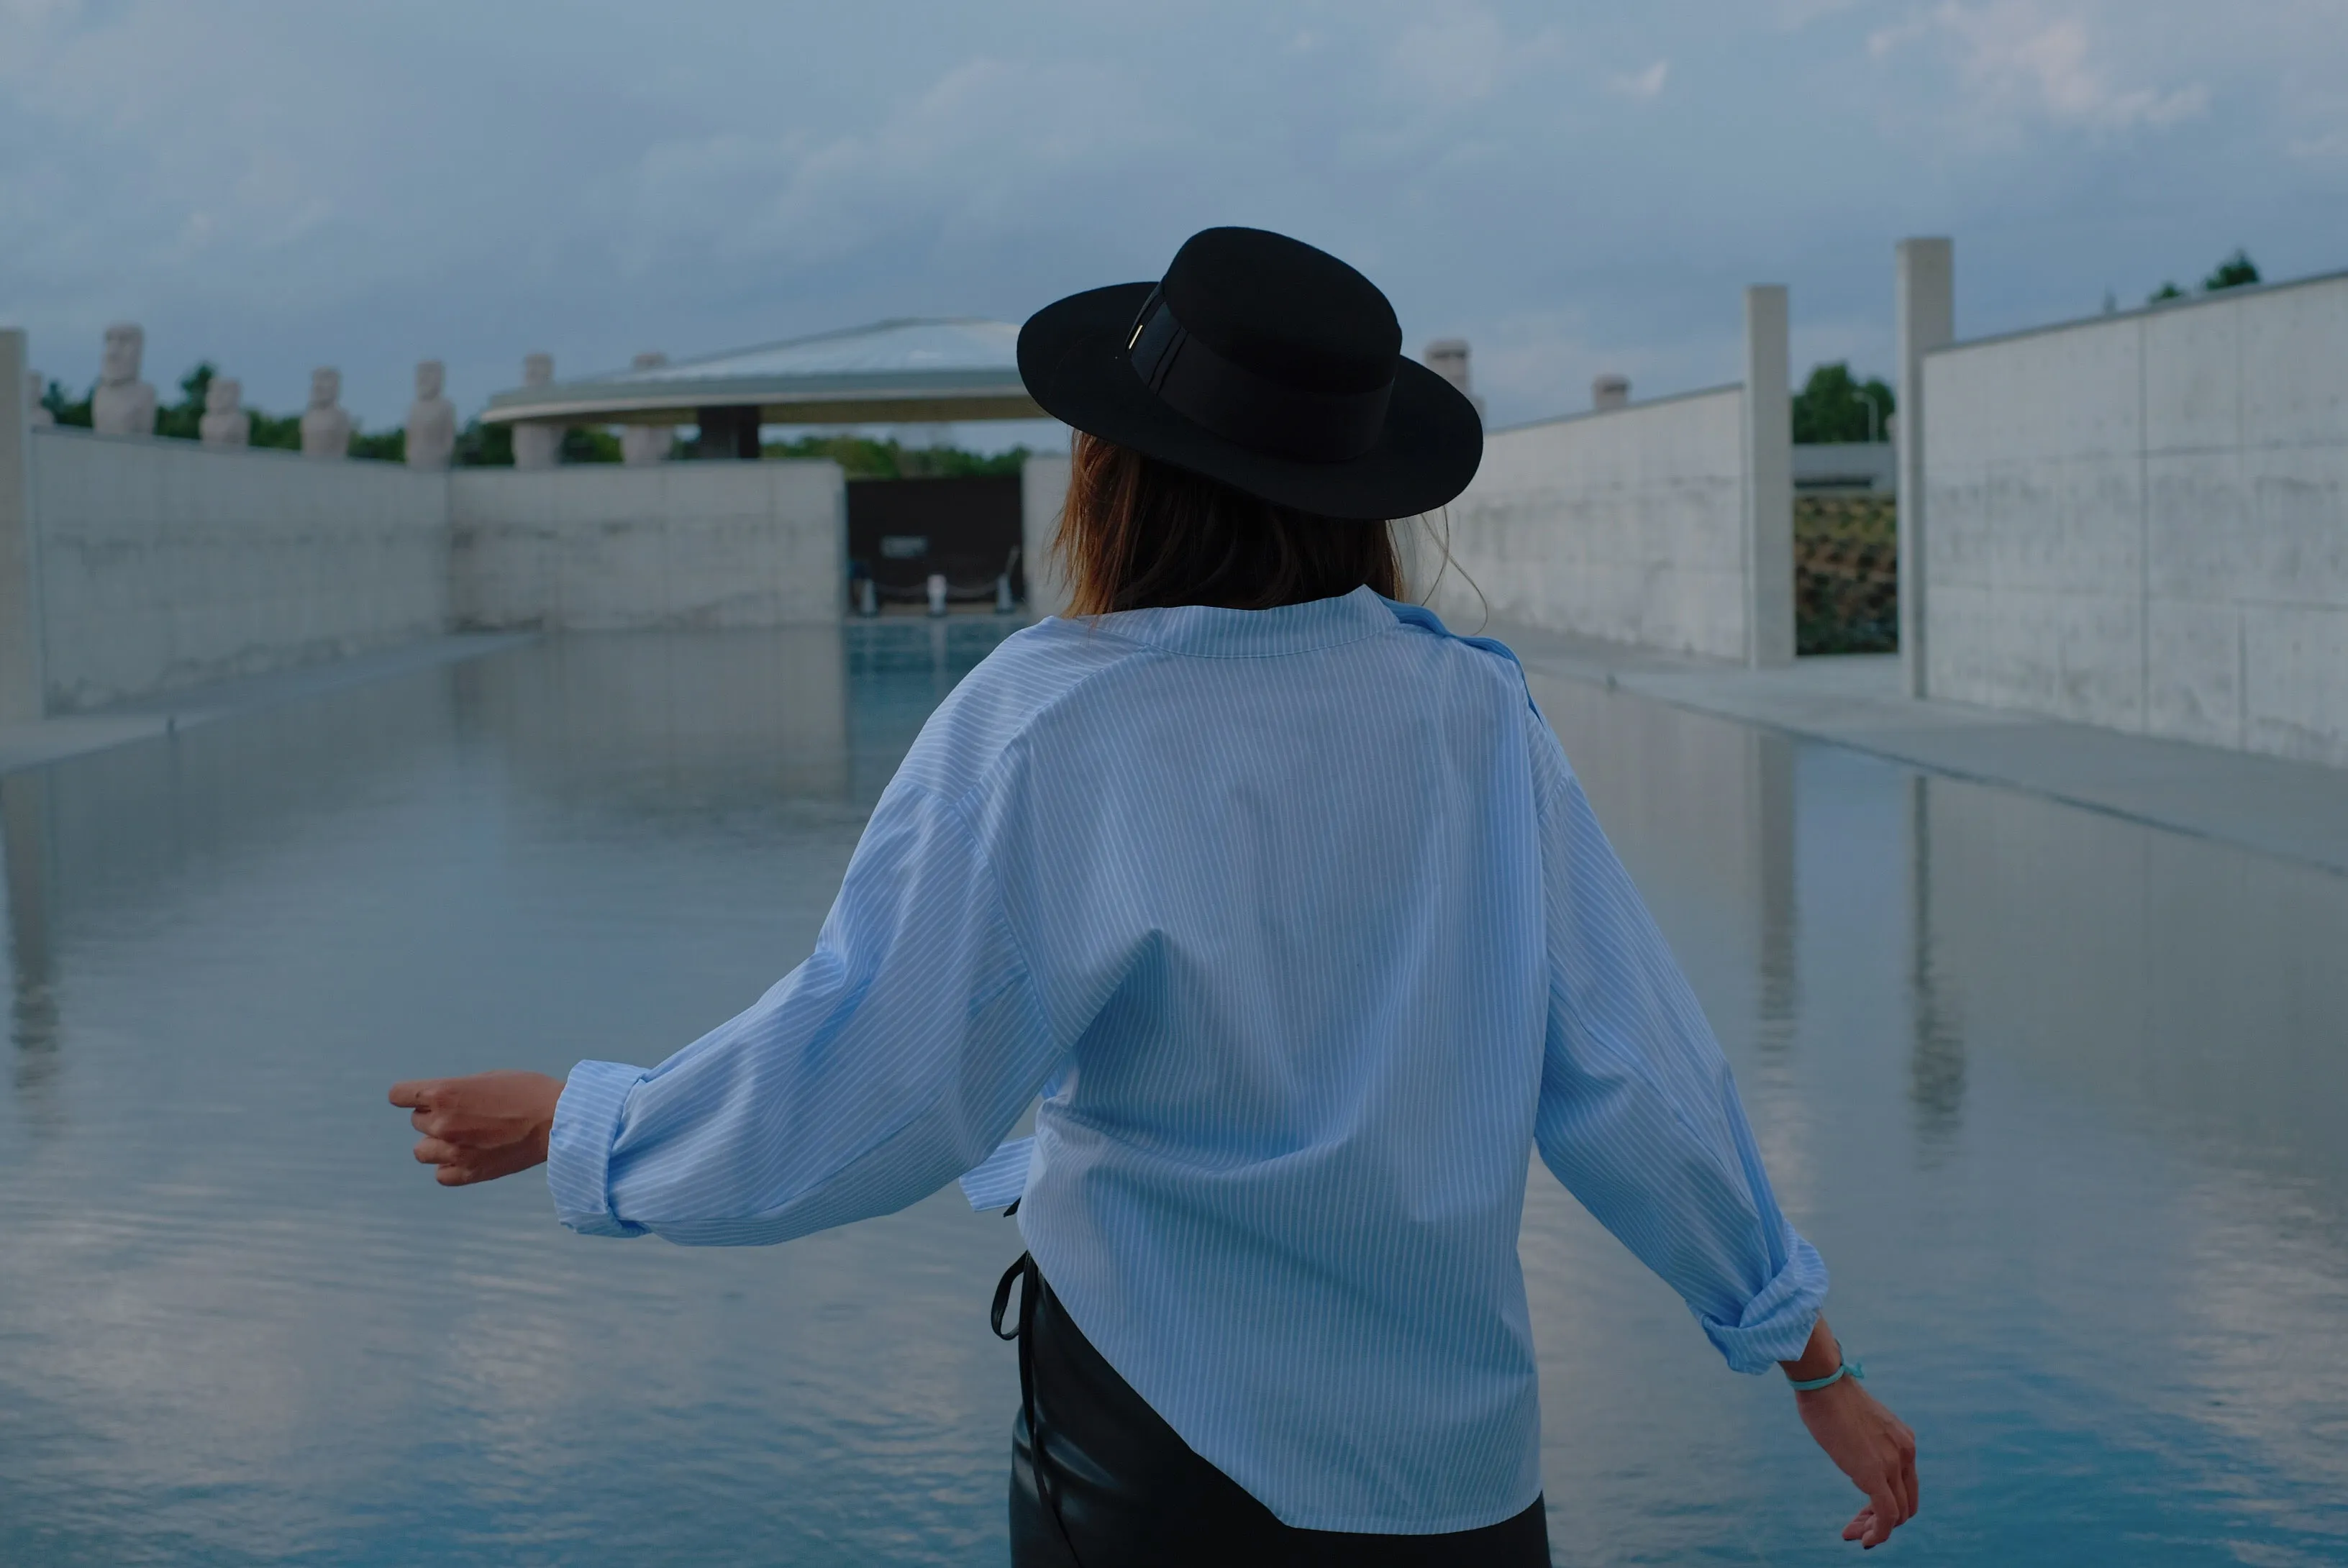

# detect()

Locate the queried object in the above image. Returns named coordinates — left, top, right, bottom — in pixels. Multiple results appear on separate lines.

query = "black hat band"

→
left=1128, top=291, right=1393, bottom=465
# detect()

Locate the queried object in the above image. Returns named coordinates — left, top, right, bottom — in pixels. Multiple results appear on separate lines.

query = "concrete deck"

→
left=0, top=632, right=536, bottom=775
left=1499, top=626, right=2348, bottom=878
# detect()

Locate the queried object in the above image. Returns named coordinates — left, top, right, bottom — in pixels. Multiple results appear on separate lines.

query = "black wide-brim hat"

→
left=1018, top=227, right=1482, bottom=521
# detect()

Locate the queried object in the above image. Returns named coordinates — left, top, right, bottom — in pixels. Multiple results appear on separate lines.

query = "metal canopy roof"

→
left=480, top=318, right=1045, bottom=427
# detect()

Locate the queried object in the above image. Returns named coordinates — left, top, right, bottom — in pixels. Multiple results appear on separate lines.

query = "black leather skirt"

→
left=993, top=1254, right=1552, bottom=1567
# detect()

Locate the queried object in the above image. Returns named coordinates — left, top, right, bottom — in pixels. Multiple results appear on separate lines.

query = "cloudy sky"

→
left=4, top=0, right=2344, bottom=432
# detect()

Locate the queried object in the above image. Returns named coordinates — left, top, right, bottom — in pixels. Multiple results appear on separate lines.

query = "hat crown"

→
left=1160, top=228, right=1400, bottom=397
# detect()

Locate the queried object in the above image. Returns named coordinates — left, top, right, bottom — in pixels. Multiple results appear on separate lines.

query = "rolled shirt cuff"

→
left=1698, top=1229, right=1829, bottom=1372
left=548, top=1059, right=649, bottom=1237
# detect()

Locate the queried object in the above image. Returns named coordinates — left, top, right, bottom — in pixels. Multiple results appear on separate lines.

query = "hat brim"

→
left=1018, top=282, right=1483, bottom=521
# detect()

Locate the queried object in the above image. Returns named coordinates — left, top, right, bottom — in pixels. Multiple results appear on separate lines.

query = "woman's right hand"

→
left=390, top=1070, right=564, bottom=1187
left=1795, top=1374, right=1919, bottom=1549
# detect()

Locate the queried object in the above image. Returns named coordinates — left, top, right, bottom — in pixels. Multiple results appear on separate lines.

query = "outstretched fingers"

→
left=440, top=1140, right=547, bottom=1185
left=1854, top=1447, right=1921, bottom=1549
left=1901, top=1426, right=1921, bottom=1519
left=389, top=1070, right=563, bottom=1188
left=1864, top=1481, right=1901, bottom=1547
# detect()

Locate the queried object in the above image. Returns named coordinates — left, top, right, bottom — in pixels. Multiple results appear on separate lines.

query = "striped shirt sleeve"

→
left=1524, top=712, right=1828, bottom=1372
left=547, top=777, right=1064, bottom=1246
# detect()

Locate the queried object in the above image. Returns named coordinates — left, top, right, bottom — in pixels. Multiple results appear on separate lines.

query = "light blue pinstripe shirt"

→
left=549, top=586, right=1826, bottom=1534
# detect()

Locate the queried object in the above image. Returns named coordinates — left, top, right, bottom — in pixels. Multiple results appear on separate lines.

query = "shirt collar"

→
left=1080, top=584, right=1402, bottom=659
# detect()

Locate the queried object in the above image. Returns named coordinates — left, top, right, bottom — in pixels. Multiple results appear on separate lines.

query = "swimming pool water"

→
left=0, top=624, right=2341, bottom=1564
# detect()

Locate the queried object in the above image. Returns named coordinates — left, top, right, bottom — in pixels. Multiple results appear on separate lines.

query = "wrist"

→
left=530, top=1077, right=561, bottom=1159
left=1788, top=1359, right=1865, bottom=1394
left=1779, top=1316, right=1842, bottom=1384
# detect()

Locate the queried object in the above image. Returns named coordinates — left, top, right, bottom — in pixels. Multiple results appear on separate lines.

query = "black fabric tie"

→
left=1127, top=292, right=1391, bottom=464
left=994, top=1251, right=1086, bottom=1566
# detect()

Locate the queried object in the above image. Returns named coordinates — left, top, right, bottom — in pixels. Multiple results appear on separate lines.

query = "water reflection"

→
left=0, top=629, right=2339, bottom=1566
left=3, top=771, right=60, bottom=1112
left=1525, top=672, right=2348, bottom=1564
left=1906, top=777, right=1967, bottom=1150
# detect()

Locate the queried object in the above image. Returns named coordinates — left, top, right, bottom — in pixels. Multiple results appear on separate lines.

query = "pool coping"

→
left=0, top=633, right=540, bottom=775
left=1494, top=625, right=2348, bottom=879
left=9, top=620, right=2345, bottom=880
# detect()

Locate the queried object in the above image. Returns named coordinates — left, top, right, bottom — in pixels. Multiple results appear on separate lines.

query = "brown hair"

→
left=1052, top=433, right=1404, bottom=616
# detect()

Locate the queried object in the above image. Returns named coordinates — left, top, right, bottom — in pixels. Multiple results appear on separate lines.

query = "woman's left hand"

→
left=1796, top=1375, right=1919, bottom=1549
left=390, top=1070, right=564, bottom=1186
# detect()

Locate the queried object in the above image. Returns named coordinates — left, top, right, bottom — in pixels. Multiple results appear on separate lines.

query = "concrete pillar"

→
left=0, top=330, right=44, bottom=724
left=1422, top=339, right=1485, bottom=421
left=1020, top=447, right=1074, bottom=617
left=620, top=354, right=670, bottom=466
left=512, top=354, right=561, bottom=470
left=1896, top=238, right=1955, bottom=698
left=1741, top=286, right=1794, bottom=667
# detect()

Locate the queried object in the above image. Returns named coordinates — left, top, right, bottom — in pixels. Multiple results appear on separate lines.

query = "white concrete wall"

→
left=27, top=429, right=450, bottom=712
left=1923, top=272, right=2348, bottom=765
left=1428, top=387, right=1754, bottom=659
left=1793, top=444, right=1897, bottom=493
left=1897, top=238, right=1956, bottom=698
left=450, top=461, right=846, bottom=632
left=1020, top=450, right=1073, bottom=618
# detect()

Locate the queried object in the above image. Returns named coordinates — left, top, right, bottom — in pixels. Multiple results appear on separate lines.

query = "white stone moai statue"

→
left=27, top=370, right=55, bottom=429
left=619, top=351, right=668, bottom=466
left=1592, top=373, right=1631, bottom=412
left=91, top=322, right=158, bottom=437
left=301, top=366, right=352, bottom=460
left=405, top=359, right=458, bottom=470
left=199, top=377, right=250, bottom=446
left=511, top=352, right=560, bottom=470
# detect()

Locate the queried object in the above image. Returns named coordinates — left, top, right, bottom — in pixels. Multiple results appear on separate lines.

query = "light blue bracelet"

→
left=1789, top=1359, right=1865, bottom=1392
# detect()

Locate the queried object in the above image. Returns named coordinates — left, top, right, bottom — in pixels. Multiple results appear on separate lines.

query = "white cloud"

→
left=1391, top=4, right=1510, bottom=106
left=0, top=0, right=80, bottom=26
left=2, top=0, right=2340, bottom=427
left=606, top=55, right=1177, bottom=280
left=1871, top=1, right=2209, bottom=129
left=2286, top=130, right=2348, bottom=163
left=1382, top=3, right=1573, bottom=113
left=1776, top=0, right=1875, bottom=25
left=1610, top=60, right=1670, bottom=100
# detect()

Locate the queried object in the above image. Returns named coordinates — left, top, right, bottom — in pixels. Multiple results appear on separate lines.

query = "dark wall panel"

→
left=846, top=476, right=1024, bottom=603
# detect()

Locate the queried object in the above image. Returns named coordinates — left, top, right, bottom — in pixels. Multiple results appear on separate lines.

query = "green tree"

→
left=2203, top=249, right=2260, bottom=291
left=352, top=429, right=407, bottom=463
left=560, top=427, right=622, bottom=463
left=155, top=362, right=217, bottom=442
left=760, top=432, right=1029, bottom=477
left=455, top=418, right=514, bottom=467
left=1792, top=363, right=1894, bottom=445
left=249, top=408, right=304, bottom=452
left=41, top=380, right=92, bottom=427
left=2150, top=251, right=2258, bottom=306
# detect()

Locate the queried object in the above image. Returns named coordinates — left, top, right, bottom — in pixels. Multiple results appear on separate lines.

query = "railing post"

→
left=0, top=330, right=45, bottom=723
left=1742, top=286, right=1794, bottom=667
left=1896, top=239, right=1954, bottom=698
